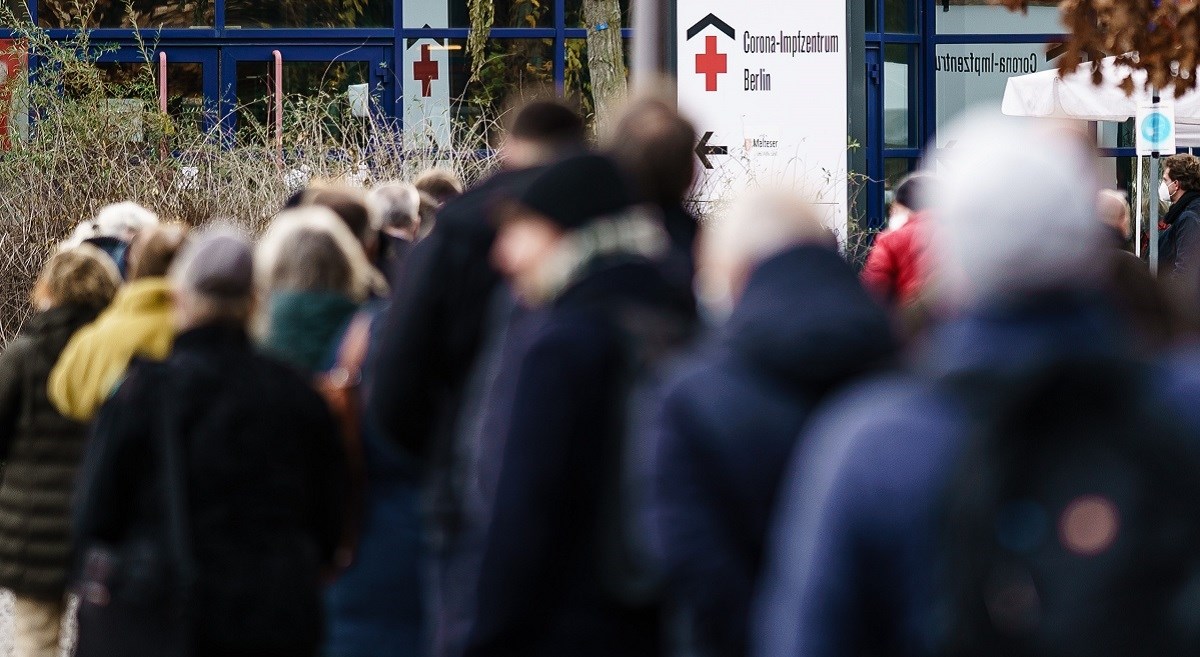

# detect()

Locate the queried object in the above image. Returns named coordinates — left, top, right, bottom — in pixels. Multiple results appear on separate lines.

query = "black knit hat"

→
left=516, top=154, right=634, bottom=231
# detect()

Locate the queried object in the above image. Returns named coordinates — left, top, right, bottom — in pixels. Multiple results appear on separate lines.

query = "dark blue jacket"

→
left=1159, top=192, right=1200, bottom=280
left=753, top=296, right=1200, bottom=657
left=463, top=257, right=693, bottom=657
left=324, top=304, right=426, bottom=657
left=652, top=245, right=895, bottom=657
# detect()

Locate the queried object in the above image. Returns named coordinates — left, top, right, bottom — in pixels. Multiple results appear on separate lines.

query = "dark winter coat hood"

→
left=723, top=244, right=896, bottom=394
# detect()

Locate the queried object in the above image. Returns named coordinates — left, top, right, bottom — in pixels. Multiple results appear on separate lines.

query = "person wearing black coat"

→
left=0, top=246, right=120, bottom=657
left=366, top=101, right=587, bottom=656
left=463, top=154, right=695, bottom=657
left=73, top=230, right=347, bottom=657
left=1158, top=154, right=1200, bottom=280
left=651, top=194, right=896, bottom=657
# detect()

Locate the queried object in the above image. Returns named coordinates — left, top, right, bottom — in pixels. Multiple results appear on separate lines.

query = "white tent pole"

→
left=1136, top=155, right=1143, bottom=258
left=1150, top=89, right=1162, bottom=275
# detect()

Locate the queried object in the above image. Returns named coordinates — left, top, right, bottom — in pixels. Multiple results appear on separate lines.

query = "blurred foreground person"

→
left=654, top=191, right=894, bottom=657
left=464, top=154, right=694, bottom=657
left=49, top=224, right=189, bottom=422
left=1159, top=153, right=1200, bottom=279
left=368, top=181, right=423, bottom=283
left=0, top=247, right=120, bottom=657
left=860, top=173, right=937, bottom=307
left=609, top=98, right=701, bottom=291
left=367, top=99, right=586, bottom=656
left=256, top=207, right=379, bottom=374
left=74, top=228, right=346, bottom=657
left=756, top=115, right=1200, bottom=657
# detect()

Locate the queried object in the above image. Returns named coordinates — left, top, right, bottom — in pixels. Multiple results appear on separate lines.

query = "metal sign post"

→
left=1150, top=153, right=1160, bottom=274
left=1138, top=89, right=1175, bottom=275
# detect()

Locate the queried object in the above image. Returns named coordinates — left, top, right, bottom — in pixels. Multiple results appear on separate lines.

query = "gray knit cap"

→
left=170, top=225, right=254, bottom=299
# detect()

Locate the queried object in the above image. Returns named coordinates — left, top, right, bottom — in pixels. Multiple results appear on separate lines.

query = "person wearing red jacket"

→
left=861, top=173, right=937, bottom=307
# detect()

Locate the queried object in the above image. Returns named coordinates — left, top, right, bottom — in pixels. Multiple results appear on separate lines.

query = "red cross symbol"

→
left=413, top=44, right=439, bottom=97
left=695, top=35, right=727, bottom=92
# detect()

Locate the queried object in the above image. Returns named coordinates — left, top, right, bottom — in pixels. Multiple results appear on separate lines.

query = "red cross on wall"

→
left=413, top=44, right=439, bottom=97
left=695, top=35, right=726, bottom=92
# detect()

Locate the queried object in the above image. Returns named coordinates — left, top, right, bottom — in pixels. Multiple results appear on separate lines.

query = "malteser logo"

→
left=687, top=13, right=735, bottom=92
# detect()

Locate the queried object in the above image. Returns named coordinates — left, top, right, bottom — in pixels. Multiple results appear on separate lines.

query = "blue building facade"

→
left=0, top=0, right=1135, bottom=224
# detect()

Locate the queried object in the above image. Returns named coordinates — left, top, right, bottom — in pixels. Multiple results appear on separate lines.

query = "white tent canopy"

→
left=1003, top=55, right=1200, bottom=145
left=1003, top=55, right=1200, bottom=123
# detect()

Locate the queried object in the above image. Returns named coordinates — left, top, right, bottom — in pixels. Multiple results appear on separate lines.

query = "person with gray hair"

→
left=74, top=227, right=347, bottom=657
left=256, top=206, right=383, bottom=373
left=755, top=113, right=1200, bottom=657
left=368, top=181, right=422, bottom=282
left=652, top=188, right=894, bottom=657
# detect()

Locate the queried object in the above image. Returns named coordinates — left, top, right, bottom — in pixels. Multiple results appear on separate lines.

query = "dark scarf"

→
left=1164, top=190, right=1200, bottom=227
left=263, top=290, right=359, bottom=374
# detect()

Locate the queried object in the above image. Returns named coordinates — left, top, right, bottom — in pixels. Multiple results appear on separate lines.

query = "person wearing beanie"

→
left=0, top=245, right=120, bottom=657
left=366, top=99, right=587, bottom=657
left=462, top=154, right=695, bottom=657
left=74, top=227, right=347, bottom=657
left=48, top=224, right=189, bottom=422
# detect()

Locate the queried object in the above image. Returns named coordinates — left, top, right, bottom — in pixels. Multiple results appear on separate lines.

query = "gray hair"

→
left=368, top=182, right=422, bottom=233
left=928, top=112, right=1103, bottom=307
left=256, top=206, right=386, bottom=302
left=170, top=224, right=255, bottom=328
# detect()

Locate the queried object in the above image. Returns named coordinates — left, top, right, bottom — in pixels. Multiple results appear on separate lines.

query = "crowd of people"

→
left=2, top=96, right=1200, bottom=657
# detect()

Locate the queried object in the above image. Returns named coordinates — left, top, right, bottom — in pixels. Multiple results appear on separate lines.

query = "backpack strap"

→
left=318, top=312, right=374, bottom=572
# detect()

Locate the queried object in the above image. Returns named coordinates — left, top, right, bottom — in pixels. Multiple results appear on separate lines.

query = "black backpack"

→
left=936, top=357, right=1200, bottom=657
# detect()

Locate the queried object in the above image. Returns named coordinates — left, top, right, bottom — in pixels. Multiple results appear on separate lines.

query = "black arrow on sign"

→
left=695, top=131, right=728, bottom=170
left=406, top=25, right=444, bottom=49
left=686, top=13, right=735, bottom=41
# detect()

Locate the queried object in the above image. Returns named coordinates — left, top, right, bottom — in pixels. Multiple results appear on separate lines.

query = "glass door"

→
left=78, top=47, right=218, bottom=139
left=219, top=45, right=391, bottom=141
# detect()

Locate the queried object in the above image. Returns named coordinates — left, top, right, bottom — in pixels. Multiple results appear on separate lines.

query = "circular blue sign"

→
left=1142, top=111, right=1173, bottom=143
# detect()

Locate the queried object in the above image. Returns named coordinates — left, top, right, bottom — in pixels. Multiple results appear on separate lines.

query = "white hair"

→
left=93, top=201, right=159, bottom=237
left=698, top=188, right=836, bottom=316
left=928, top=112, right=1104, bottom=307
left=255, top=206, right=387, bottom=304
left=368, top=182, right=422, bottom=232
left=60, top=202, right=159, bottom=249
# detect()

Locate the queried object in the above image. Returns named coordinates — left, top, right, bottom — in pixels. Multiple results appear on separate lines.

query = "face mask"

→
left=888, top=208, right=910, bottom=231
left=1160, top=181, right=1175, bottom=204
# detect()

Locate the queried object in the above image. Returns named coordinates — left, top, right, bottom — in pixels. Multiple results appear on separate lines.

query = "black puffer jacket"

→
left=0, top=304, right=103, bottom=600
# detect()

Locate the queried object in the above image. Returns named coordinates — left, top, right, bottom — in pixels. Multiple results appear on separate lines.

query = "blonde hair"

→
left=256, top=206, right=387, bottom=303
left=34, top=244, right=121, bottom=310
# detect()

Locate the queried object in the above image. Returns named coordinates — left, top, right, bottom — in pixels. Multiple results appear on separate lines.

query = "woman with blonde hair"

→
left=0, top=245, right=120, bottom=657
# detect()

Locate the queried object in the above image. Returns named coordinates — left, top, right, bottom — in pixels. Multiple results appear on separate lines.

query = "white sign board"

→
left=676, top=1, right=848, bottom=233
left=402, top=4, right=451, bottom=149
left=1137, top=101, right=1176, bottom=156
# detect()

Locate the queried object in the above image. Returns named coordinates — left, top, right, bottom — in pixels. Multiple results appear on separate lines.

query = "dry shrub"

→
left=992, top=0, right=1200, bottom=96
left=0, top=25, right=499, bottom=344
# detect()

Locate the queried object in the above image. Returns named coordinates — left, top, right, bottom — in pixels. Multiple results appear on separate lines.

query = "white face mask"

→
left=1160, top=180, right=1176, bottom=204
left=888, top=208, right=911, bottom=231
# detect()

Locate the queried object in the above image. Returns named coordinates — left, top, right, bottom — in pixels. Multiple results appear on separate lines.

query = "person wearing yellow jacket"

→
left=48, top=225, right=189, bottom=422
